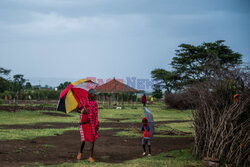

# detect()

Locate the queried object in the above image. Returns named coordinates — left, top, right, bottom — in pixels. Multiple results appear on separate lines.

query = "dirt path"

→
left=0, top=119, right=193, bottom=130
left=0, top=124, right=194, bottom=167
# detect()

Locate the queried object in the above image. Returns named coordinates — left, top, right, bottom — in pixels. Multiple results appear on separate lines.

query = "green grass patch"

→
left=0, top=106, right=192, bottom=126
left=43, top=144, right=56, bottom=148
left=98, top=107, right=193, bottom=123
left=99, top=127, right=114, bottom=131
left=157, top=122, right=194, bottom=135
left=0, top=126, right=115, bottom=141
left=15, top=149, right=22, bottom=153
left=0, top=110, right=80, bottom=125
left=0, top=127, right=78, bottom=140
left=113, top=130, right=141, bottom=138
left=167, top=122, right=194, bottom=134
left=100, top=155, right=110, bottom=160
left=33, top=151, right=41, bottom=154
left=113, top=121, right=194, bottom=138
left=31, top=149, right=200, bottom=167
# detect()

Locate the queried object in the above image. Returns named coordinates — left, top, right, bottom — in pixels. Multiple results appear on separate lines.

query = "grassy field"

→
left=0, top=105, right=194, bottom=140
left=0, top=103, right=200, bottom=167
left=29, top=150, right=200, bottom=167
left=0, top=104, right=193, bottom=125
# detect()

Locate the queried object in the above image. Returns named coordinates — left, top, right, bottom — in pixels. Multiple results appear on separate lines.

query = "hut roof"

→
left=96, top=78, right=140, bottom=93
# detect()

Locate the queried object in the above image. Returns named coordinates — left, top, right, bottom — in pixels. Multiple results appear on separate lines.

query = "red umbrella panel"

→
left=57, top=79, right=97, bottom=114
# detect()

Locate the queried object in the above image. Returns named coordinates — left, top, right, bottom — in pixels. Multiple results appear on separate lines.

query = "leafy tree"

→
left=152, top=88, right=163, bottom=99
left=12, top=74, right=26, bottom=92
left=152, top=40, right=242, bottom=92
left=25, top=82, right=32, bottom=89
left=57, top=81, right=71, bottom=90
left=0, top=67, right=11, bottom=76
left=0, top=67, right=11, bottom=93
left=0, top=78, right=11, bottom=93
left=151, top=69, right=180, bottom=92
left=171, top=40, right=242, bottom=87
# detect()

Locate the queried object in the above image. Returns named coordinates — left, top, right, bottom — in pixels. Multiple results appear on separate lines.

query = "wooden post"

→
left=136, top=94, right=138, bottom=108
left=103, top=93, right=107, bottom=105
left=102, top=94, right=104, bottom=108
left=111, top=93, right=113, bottom=108
left=122, top=93, right=124, bottom=106
left=116, top=93, right=118, bottom=105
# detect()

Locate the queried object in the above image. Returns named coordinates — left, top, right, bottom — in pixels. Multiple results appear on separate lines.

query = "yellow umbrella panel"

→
left=56, top=79, right=97, bottom=114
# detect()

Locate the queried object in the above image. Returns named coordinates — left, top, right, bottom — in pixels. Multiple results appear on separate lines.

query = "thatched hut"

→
left=96, top=78, right=140, bottom=107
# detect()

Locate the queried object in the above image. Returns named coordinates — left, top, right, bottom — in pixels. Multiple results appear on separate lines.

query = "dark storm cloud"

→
left=0, top=0, right=249, bottom=87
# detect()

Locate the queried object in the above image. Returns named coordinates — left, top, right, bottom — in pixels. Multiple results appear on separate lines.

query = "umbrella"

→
left=56, top=79, right=97, bottom=114
left=144, top=107, right=154, bottom=137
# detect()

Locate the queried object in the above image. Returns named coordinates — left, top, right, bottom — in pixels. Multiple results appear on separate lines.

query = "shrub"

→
left=164, top=92, right=195, bottom=110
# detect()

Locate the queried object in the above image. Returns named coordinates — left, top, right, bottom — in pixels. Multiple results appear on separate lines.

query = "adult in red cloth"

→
left=142, top=94, right=147, bottom=107
left=77, top=89, right=99, bottom=163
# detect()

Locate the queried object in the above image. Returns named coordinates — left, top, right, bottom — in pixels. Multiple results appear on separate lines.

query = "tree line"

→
left=0, top=68, right=72, bottom=100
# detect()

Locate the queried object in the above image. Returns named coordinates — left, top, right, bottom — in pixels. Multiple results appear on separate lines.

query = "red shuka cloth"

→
left=79, top=100, right=99, bottom=142
left=80, top=114, right=95, bottom=142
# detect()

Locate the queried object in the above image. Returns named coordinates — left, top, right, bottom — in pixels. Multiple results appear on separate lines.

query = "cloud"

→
left=7, top=12, right=116, bottom=33
left=3, top=12, right=148, bottom=34
left=8, top=0, right=77, bottom=6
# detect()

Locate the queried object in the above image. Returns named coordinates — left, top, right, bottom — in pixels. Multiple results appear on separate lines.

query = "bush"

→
left=29, top=89, right=60, bottom=100
left=0, top=91, right=15, bottom=99
left=152, top=88, right=163, bottom=99
left=164, top=92, right=195, bottom=110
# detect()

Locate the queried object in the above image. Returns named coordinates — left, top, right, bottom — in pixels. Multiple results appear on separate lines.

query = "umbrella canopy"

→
left=144, top=107, right=154, bottom=137
left=57, top=79, right=97, bottom=114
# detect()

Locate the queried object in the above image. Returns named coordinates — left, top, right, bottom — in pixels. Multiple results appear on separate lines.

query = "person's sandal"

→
left=77, top=152, right=82, bottom=160
left=89, top=157, right=95, bottom=163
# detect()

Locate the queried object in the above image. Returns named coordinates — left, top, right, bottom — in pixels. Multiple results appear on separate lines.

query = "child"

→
left=141, top=117, right=151, bottom=156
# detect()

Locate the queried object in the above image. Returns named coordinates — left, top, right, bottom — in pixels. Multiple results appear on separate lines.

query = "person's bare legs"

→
left=77, top=141, right=85, bottom=160
left=89, top=142, right=95, bottom=162
left=80, top=141, right=85, bottom=153
left=142, top=144, right=146, bottom=155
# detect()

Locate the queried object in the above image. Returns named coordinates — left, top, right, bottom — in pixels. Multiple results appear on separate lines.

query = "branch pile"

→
left=188, top=69, right=249, bottom=166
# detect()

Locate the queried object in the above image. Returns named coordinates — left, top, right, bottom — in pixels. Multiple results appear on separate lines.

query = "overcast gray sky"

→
left=0, top=0, right=249, bottom=88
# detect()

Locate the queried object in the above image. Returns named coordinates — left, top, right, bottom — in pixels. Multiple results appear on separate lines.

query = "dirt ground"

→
left=0, top=120, right=194, bottom=167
